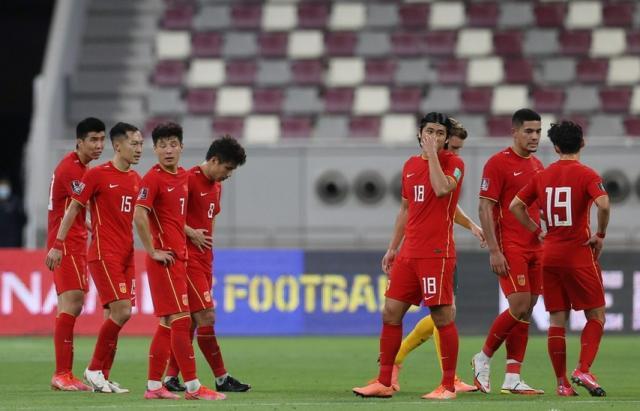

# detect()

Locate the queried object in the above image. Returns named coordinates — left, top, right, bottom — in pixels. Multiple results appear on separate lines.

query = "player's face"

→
left=154, top=136, right=182, bottom=169
left=447, top=135, right=465, bottom=155
left=419, top=122, right=448, bottom=151
left=209, top=158, right=237, bottom=182
left=513, top=120, right=542, bottom=154
left=77, top=131, right=106, bottom=161
left=118, top=131, right=144, bottom=165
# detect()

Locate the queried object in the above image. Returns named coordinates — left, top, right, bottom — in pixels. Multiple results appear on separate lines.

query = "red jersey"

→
left=72, top=161, right=141, bottom=261
left=136, top=164, right=189, bottom=261
left=186, top=166, right=221, bottom=267
left=479, top=147, right=544, bottom=250
left=399, top=151, right=464, bottom=259
left=47, top=151, right=88, bottom=255
left=516, top=160, right=607, bottom=267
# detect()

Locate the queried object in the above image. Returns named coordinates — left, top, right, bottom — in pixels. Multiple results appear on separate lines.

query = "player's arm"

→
left=134, top=205, right=175, bottom=265
left=585, top=195, right=610, bottom=259
left=423, top=135, right=456, bottom=197
left=454, top=205, right=486, bottom=248
left=45, top=200, right=84, bottom=271
left=184, top=224, right=212, bottom=252
left=509, top=196, right=543, bottom=238
left=382, top=198, right=408, bottom=274
left=479, top=197, right=509, bottom=276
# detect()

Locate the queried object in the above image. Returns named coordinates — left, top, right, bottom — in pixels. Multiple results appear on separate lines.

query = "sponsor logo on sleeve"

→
left=138, top=187, right=148, bottom=200
left=71, top=180, right=85, bottom=195
left=480, top=178, right=490, bottom=191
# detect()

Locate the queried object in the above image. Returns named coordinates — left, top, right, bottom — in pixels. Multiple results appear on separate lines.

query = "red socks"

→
left=547, top=326, right=568, bottom=385
left=102, top=345, right=117, bottom=380
left=505, top=321, right=529, bottom=373
left=166, top=351, right=180, bottom=378
left=88, top=318, right=122, bottom=372
left=482, top=309, right=519, bottom=357
left=377, top=323, right=402, bottom=386
left=197, top=326, right=227, bottom=377
left=54, top=312, right=76, bottom=375
left=170, top=316, right=197, bottom=382
left=579, top=319, right=604, bottom=373
left=148, top=324, right=171, bottom=381
left=437, top=322, right=459, bottom=392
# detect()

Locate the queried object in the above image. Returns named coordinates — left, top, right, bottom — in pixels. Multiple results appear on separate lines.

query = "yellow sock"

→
left=434, top=326, right=443, bottom=371
left=394, top=315, right=436, bottom=365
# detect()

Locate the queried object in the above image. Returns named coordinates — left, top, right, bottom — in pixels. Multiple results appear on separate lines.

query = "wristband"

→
left=596, top=232, right=605, bottom=239
left=533, top=227, right=542, bottom=237
left=53, top=238, right=64, bottom=250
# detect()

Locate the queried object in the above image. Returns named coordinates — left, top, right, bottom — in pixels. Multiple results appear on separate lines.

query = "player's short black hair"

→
left=109, top=122, right=139, bottom=142
left=418, top=112, right=452, bottom=135
left=206, top=135, right=247, bottom=166
left=548, top=121, right=584, bottom=154
left=76, top=117, right=105, bottom=140
left=449, top=117, right=468, bottom=140
left=151, top=122, right=183, bottom=145
left=512, top=109, right=541, bottom=128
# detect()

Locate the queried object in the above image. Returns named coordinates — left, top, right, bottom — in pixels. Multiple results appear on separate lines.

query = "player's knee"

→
left=111, top=305, right=132, bottom=324
left=194, top=309, right=215, bottom=326
left=381, top=307, right=402, bottom=325
left=585, top=307, right=605, bottom=324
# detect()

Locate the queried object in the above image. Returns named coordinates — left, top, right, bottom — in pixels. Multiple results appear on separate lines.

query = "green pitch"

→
left=0, top=335, right=638, bottom=410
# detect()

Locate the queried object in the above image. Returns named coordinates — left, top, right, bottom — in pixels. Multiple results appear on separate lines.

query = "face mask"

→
left=0, top=184, right=11, bottom=200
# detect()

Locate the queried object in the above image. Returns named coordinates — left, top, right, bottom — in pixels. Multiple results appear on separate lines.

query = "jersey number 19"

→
left=545, top=187, right=572, bottom=227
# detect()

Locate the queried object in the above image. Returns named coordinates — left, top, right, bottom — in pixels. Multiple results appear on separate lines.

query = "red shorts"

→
left=385, top=256, right=456, bottom=307
left=186, top=259, right=214, bottom=313
left=88, top=254, right=135, bottom=308
left=146, top=256, right=190, bottom=317
left=54, top=254, right=88, bottom=294
left=499, top=247, right=542, bottom=296
left=543, top=264, right=605, bottom=312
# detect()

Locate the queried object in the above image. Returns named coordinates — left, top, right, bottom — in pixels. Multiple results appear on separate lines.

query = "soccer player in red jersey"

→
left=510, top=121, right=610, bottom=397
left=47, top=122, right=143, bottom=393
left=353, top=112, right=464, bottom=400
left=471, top=109, right=545, bottom=395
left=45, top=117, right=105, bottom=391
left=134, top=122, right=224, bottom=401
left=162, top=136, right=249, bottom=393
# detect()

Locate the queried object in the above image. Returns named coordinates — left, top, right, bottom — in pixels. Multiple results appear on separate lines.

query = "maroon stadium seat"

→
left=291, top=59, right=324, bottom=85
left=398, top=3, right=429, bottom=29
left=253, top=88, right=284, bottom=113
left=599, top=88, right=632, bottom=112
left=487, top=116, right=512, bottom=137
left=494, top=31, right=523, bottom=56
left=461, top=88, right=493, bottom=113
left=390, top=88, right=422, bottom=113
left=281, top=116, right=313, bottom=138
left=424, top=31, right=457, bottom=56
left=161, top=5, right=194, bottom=29
left=298, top=3, right=329, bottom=29
left=365, top=59, right=396, bottom=84
left=560, top=30, right=592, bottom=55
left=603, top=1, right=634, bottom=27
left=627, top=31, right=640, bottom=54
left=186, top=89, right=216, bottom=115
left=533, top=88, right=565, bottom=113
left=192, top=32, right=223, bottom=57
left=153, top=60, right=185, bottom=86
left=325, top=31, right=357, bottom=56
left=231, top=3, right=262, bottom=29
left=467, top=2, right=499, bottom=27
left=213, top=117, right=244, bottom=138
left=349, top=116, right=381, bottom=138
left=258, top=32, right=288, bottom=57
left=624, top=117, right=640, bottom=136
left=504, top=59, right=533, bottom=83
left=576, top=59, right=609, bottom=83
left=391, top=32, right=424, bottom=56
left=437, top=60, right=467, bottom=84
left=324, top=88, right=354, bottom=113
left=225, top=60, right=257, bottom=85
left=534, top=2, right=566, bottom=27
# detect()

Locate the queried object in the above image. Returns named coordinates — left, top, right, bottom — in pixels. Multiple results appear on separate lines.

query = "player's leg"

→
left=395, top=315, right=435, bottom=366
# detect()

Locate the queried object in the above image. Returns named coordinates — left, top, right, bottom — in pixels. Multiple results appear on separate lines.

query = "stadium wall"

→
left=1, top=249, right=638, bottom=336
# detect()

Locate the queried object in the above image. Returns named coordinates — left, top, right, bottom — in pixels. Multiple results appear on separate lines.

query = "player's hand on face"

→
left=381, top=249, right=397, bottom=274
left=489, top=250, right=509, bottom=276
left=471, top=225, right=487, bottom=248
left=45, top=248, right=63, bottom=271
left=583, top=235, right=604, bottom=259
left=151, top=249, right=175, bottom=266
left=188, top=228, right=212, bottom=252
left=421, top=134, right=438, bottom=158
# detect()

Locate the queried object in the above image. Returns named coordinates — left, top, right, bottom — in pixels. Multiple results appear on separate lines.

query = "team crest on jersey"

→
left=517, top=274, right=526, bottom=286
left=204, top=291, right=211, bottom=302
left=480, top=178, right=490, bottom=191
left=182, top=294, right=189, bottom=307
left=119, top=282, right=127, bottom=294
left=138, top=187, right=148, bottom=200
left=71, top=180, right=85, bottom=195
left=453, top=167, right=462, bottom=181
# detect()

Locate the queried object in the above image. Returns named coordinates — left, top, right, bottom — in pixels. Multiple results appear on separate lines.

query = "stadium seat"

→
left=533, top=88, right=566, bottom=113
left=492, top=85, right=528, bottom=114
left=256, top=60, right=291, bottom=86
left=600, top=88, right=632, bottom=112
left=566, top=1, right=602, bottom=28
left=289, top=30, right=324, bottom=58
left=291, top=59, right=324, bottom=85
left=313, top=116, right=348, bottom=139
left=186, top=88, right=216, bottom=115
left=398, top=3, right=429, bottom=29
left=183, top=115, right=212, bottom=140
left=186, top=59, right=225, bottom=87
left=354, top=86, right=390, bottom=115
left=225, top=60, right=257, bottom=85
left=356, top=32, right=391, bottom=57
left=390, top=88, right=422, bottom=113
left=231, top=3, right=262, bottom=29
left=156, top=30, right=191, bottom=59
left=193, top=6, right=230, bottom=30
left=457, top=29, right=492, bottom=56
left=212, top=117, right=244, bottom=139
left=391, top=32, right=424, bottom=56
left=504, top=59, right=533, bottom=83
left=437, top=59, right=467, bottom=84
left=541, top=58, right=576, bottom=84
left=421, top=86, right=460, bottom=114
left=326, top=58, right=364, bottom=86
left=244, top=115, right=280, bottom=144
left=534, top=2, right=566, bottom=27
left=486, top=116, right=512, bottom=137
left=380, top=114, right=416, bottom=144
left=461, top=88, right=493, bottom=113
left=430, top=2, right=465, bottom=29
left=523, top=29, right=559, bottom=55
left=297, top=2, right=328, bottom=29
left=161, top=4, right=193, bottom=30
left=608, top=57, right=640, bottom=84
left=624, top=116, right=640, bottom=136
left=468, top=57, right=504, bottom=86
left=148, top=88, right=185, bottom=115
left=191, top=32, right=223, bottom=57
left=329, top=3, right=366, bottom=30
left=283, top=87, right=322, bottom=114
left=153, top=60, right=185, bottom=86
left=576, top=58, right=608, bottom=83
left=367, top=4, right=398, bottom=29
left=632, top=86, right=640, bottom=113
left=560, top=30, right=592, bottom=55
left=396, top=59, right=437, bottom=85
left=365, top=59, right=396, bottom=84
left=216, top=87, right=252, bottom=115
left=424, top=31, right=457, bottom=56
left=603, top=1, right=634, bottom=27
left=349, top=116, right=381, bottom=138
left=627, top=31, right=640, bottom=54
left=281, top=116, right=313, bottom=139
left=591, top=28, right=626, bottom=56
left=589, top=114, right=624, bottom=137
left=144, top=117, right=176, bottom=139
left=325, top=31, right=357, bottom=56
left=494, top=31, right=523, bottom=56
left=466, top=2, right=498, bottom=27
left=222, top=32, right=257, bottom=57
left=262, top=4, right=297, bottom=31
left=258, top=32, right=288, bottom=57
left=565, top=86, right=600, bottom=112
left=499, top=2, right=533, bottom=28
left=324, top=88, right=354, bottom=113
left=252, top=88, right=284, bottom=113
